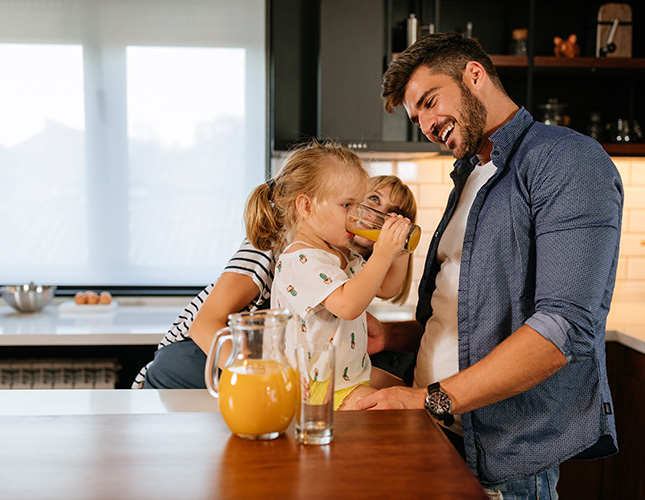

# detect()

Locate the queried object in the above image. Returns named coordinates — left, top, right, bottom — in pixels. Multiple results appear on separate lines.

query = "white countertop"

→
left=0, top=297, right=643, bottom=354
left=0, top=388, right=219, bottom=416
left=0, top=298, right=184, bottom=346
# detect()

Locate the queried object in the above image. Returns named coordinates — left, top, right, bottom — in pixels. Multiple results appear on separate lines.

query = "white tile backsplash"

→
left=418, top=184, right=454, bottom=208
left=408, top=159, right=444, bottom=182
left=613, top=158, right=632, bottom=183
left=416, top=208, right=444, bottom=233
left=631, top=159, right=645, bottom=185
left=629, top=210, right=645, bottom=232
left=616, top=259, right=628, bottom=281
left=619, top=234, right=645, bottom=257
left=627, top=258, right=645, bottom=281
left=624, top=186, right=645, bottom=209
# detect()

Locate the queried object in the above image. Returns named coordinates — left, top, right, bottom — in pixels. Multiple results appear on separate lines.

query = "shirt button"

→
left=492, top=151, right=499, bottom=157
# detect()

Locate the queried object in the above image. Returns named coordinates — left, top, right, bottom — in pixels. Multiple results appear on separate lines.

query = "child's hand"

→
left=372, top=214, right=410, bottom=259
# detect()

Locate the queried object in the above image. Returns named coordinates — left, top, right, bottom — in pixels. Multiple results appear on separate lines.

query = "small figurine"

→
left=553, top=34, right=580, bottom=58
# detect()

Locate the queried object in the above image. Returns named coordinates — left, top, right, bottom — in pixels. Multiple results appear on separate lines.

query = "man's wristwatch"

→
left=424, top=382, right=455, bottom=426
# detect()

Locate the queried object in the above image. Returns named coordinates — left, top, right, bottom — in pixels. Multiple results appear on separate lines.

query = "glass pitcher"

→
left=205, top=308, right=296, bottom=440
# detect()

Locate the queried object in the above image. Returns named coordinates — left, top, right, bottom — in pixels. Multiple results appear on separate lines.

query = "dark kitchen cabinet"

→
left=318, top=0, right=384, bottom=146
left=390, top=0, right=645, bottom=155
left=270, top=0, right=439, bottom=154
left=269, top=0, right=319, bottom=151
left=557, top=342, right=645, bottom=499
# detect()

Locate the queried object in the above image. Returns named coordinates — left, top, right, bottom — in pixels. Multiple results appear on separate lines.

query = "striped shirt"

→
left=132, top=239, right=275, bottom=388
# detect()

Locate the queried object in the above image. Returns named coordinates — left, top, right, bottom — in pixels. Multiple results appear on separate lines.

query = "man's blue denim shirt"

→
left=416, top=108, right=622, bottom=483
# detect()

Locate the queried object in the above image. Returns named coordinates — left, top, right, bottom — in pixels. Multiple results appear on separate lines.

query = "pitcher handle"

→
left=204, top=327, right=232, bottom=399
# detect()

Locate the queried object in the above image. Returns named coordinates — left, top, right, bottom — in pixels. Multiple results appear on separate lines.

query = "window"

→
left=0, top=0, right=266, bottom=287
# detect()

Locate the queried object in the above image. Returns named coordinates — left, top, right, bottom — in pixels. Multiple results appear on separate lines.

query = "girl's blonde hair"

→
left=245, top=140, right=367, bottom=253
left=367, top=175, right=418, bottom=305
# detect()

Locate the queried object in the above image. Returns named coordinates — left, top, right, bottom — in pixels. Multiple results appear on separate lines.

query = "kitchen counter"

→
left=0, top=391, right=488, bottom=500
left=0, top=297, right=643, bottom=354
left=0, top=298, right=183, bottom=346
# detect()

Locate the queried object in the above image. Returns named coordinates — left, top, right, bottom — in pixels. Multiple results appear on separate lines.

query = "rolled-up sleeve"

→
left=530, top=134, right=623, bottom=359
left=525, top=311, right=572, bottom=361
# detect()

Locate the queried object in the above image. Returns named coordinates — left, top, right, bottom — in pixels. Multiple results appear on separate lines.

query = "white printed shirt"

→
left=271, top=243, right=371, bottom=392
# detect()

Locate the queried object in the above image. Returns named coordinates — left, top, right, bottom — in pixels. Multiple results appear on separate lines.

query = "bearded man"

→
left=356, top=33, right=622, bottom=500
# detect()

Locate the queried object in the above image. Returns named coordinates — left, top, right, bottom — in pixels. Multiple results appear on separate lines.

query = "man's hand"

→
left=355, top=386, right=426, bottom=410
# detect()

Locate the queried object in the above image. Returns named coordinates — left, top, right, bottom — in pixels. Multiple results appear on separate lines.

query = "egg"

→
left=74, top=292, right=87, bottom=305
left=99, top=291, right=112, bottom=305
left=86, top=291, right=99, bottom=305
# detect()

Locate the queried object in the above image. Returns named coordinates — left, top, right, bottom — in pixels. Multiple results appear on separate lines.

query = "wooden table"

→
left=0, top=391, right=487, bottom=500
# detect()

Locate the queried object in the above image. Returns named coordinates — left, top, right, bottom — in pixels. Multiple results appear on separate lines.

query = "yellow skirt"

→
left=307, top=380, right=370, bottom=411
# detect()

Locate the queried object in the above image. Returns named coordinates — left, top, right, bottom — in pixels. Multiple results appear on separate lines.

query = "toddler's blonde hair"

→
left=245, top=140, right=368, bottom=253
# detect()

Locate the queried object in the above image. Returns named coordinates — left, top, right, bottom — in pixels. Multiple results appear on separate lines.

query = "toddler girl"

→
left=245, top=141, right=412, bottom=409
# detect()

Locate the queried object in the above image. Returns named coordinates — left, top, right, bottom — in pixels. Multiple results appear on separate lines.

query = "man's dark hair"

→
left=381, top=32, right=505, bottom=113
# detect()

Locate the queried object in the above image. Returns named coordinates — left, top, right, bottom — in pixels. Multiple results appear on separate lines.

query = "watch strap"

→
left=427, top=382, right=440, bottom=393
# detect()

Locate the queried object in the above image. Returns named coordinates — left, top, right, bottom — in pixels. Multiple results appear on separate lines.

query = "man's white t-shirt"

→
left=414, top=160, right=496, bottom=434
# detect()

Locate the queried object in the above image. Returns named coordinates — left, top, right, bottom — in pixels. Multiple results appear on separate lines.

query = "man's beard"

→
left=452, top=81, right=488, bottom=161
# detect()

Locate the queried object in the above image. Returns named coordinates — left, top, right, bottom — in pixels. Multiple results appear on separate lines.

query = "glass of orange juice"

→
left=346, top=203, right=421, bottom=253
left=205, top=309, right=296, bottom=440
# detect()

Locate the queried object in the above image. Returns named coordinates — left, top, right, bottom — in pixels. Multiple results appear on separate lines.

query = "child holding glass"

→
left=245, top=140, right=414, bottom=409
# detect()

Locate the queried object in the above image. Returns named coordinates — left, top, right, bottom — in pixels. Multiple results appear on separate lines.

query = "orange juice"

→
left=219, top=359, right=296, bottom=437
left=349, top=227, right=421, bottom=252
left=348, top=228, right=381, bottom=242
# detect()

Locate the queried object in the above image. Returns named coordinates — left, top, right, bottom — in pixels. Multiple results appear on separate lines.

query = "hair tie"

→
left=266, top=178, right=276, bottom=193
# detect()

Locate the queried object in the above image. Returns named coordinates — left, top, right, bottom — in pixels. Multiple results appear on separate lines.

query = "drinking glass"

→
left=294, top=343, right=335, bottom=445
left=346, top=203, right=421, bottom=253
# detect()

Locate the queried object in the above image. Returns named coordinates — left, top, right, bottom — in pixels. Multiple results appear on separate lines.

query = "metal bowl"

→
left=0, top=283, right=57, bottom=313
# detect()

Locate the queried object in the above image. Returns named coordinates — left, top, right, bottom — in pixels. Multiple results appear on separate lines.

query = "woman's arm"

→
left=376, top=252, right=410, bottom=299
left=190, top=272, right=261, bottom=367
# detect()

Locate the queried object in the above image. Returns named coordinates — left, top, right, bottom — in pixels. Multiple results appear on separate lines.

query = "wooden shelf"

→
left=491, top=55, right=645, bottom=70
left=601, top=143, right=645, bottom=156
left=490, top=55, right=529, bottom=67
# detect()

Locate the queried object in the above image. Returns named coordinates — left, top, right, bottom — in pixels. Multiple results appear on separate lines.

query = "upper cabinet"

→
left=271, top=0, right=439, bottom=154
left=270, top=0, right=319, bottom=152
left=271, top=0, right=645, bottom=156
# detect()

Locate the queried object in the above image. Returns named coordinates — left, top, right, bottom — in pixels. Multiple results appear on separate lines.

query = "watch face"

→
left=427, top=392, right=450, bottom=415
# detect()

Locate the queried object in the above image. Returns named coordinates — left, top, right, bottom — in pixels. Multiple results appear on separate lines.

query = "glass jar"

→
left=537, top=98, right=571, bottom=127
left=510, top=29, right=528, bottom=56
left=205, top=308, right=296, bottom=440
left=587, top=111, right=603, bottom=141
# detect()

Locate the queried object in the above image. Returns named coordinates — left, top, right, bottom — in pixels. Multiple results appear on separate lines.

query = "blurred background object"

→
left=1, top=283, right=57, bottom=313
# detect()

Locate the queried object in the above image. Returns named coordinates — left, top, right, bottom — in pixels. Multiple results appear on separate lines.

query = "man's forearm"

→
left=357, top=324, right=568, bottom=412
left=441, top=324, right=568, bottom=414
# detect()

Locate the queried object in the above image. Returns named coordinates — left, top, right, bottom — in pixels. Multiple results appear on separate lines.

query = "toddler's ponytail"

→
left=244, top=182, right=284, bottom=252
